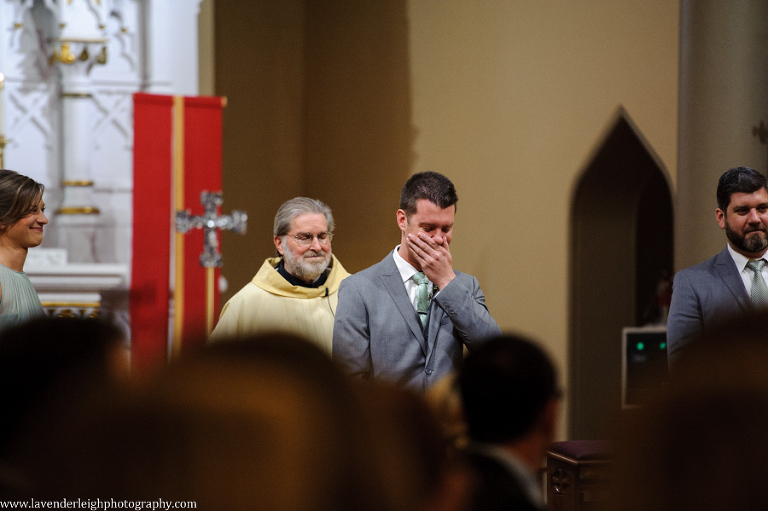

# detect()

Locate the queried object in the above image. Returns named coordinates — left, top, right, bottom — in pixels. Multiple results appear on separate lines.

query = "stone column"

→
left=46, top=2, right=110, bottom=262
left=677, top=0, right=768, bottom=270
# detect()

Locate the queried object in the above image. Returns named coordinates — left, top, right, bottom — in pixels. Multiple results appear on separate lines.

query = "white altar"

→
left=0, top=0, right=205, bottom=342
left=26, top=247, right=128, bottom=324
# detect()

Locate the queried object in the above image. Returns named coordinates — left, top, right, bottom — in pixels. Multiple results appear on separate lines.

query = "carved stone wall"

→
left=0, top=0, right=203, bottom=339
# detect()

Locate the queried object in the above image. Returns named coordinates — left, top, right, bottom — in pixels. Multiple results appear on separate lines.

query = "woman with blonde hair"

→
left=0, top=170, right=47, bottom=329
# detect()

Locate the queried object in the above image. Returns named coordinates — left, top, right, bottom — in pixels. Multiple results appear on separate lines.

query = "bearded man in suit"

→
left=667, top=166, right=768, bottom=366
left=332, top=171, right=500, bottom=392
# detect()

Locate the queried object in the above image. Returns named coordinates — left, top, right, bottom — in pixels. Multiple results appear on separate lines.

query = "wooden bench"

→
left=546, top=440, right=612, bottom=511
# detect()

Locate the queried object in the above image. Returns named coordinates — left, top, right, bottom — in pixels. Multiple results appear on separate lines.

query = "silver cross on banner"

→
left=176, top=191, right=247, bottom=267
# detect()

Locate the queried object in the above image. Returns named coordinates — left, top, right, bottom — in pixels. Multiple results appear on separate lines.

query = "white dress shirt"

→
left=727, top=244, right=768, bottom=294
left=393, top=245, right=436, bottom=310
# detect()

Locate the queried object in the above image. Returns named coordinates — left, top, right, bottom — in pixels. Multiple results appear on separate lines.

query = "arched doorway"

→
left=569, top=109, right=673, bottom=439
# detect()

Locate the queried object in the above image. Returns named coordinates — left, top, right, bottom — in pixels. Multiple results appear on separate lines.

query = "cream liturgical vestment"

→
left=209, top=255, right=349, bottom=353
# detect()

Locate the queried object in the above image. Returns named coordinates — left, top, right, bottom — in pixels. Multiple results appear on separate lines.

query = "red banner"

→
left=131, top=93, right=173, bottom=374
left=131, top=93, right=225, bottom=374
left=181, top=96, right=224, bottom=349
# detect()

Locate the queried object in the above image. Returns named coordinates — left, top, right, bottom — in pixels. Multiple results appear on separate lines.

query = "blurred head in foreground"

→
left=16, top=333, right=380, bottom=510
left=618, top=311, right=768, bottom=511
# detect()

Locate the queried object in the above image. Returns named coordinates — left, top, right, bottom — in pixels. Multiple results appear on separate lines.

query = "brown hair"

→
left=0, top=170, right=44, bottom=232
left=399, top=172, right=458, bottom=217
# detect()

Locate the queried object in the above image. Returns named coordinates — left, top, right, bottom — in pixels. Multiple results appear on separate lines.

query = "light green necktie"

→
left=747, top=259, right=768, bottom=308
left=412, top=272, right=431, bottom=329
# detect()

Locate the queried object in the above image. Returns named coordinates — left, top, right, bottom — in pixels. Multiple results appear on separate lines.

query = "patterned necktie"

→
left=412, top=272, right=431, bottom=329
left=747, top=259, right=768, bottom=308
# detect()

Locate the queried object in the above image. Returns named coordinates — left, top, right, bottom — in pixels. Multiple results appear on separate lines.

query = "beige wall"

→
left=676, top=0, right=768, bottom=271
left=214, top=0, right=414, bottom=299
left=212, top=1, right=680, bottom=437
left=198, top=0, right=215, bottom=96
left=215, top=1, right=306, bottom=301
left=406, top=1, right=679, bottom=434
left=302, top=1, right=413, bottom=273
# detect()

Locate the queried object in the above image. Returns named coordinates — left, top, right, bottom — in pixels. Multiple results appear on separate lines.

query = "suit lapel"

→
left=715, top=247, right=752, bottom=312
left=379, top=253, right=429, bottom=355
left=425, top=299, right=446, bottom=342
left=422, top=300, right=447, bottom=372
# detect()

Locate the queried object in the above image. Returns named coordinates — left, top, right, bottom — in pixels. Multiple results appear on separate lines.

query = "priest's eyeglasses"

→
left=288, top=232, right=333, bottom=245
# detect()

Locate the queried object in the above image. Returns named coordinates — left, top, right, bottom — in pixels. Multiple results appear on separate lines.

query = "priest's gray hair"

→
left=273, top=197, right=335, bottom=237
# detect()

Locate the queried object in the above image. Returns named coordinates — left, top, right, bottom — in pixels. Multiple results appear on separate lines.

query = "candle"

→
left=0, top=73, right=5, bottom=136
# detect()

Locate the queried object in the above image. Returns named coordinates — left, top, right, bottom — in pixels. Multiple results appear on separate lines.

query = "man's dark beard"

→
left=725, top=221, right=768, bottom=253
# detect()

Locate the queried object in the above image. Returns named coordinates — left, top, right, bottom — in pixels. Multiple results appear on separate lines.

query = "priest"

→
left=209, top=197, right=349, bottom=353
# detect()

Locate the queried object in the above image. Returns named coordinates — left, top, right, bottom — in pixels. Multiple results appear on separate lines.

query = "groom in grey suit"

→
left=668, top=167, right=768, bottom=366
left=332, top=172, right=500, bottom=391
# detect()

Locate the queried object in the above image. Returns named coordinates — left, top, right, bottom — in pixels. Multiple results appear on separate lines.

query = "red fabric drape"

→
left=131, top=93, right=174, bottom=374
left=131, top=93, right=225, bottom=374
left=181, top=96, right=224, bottom=350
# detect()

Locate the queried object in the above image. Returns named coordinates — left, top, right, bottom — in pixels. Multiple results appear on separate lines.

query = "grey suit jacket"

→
left=332, top=251, right=501, bottom=391
left=667, top=247, right=753, bottom=366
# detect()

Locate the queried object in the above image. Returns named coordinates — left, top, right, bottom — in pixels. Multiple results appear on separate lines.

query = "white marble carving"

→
left=0, top=0, right=204, bottom=342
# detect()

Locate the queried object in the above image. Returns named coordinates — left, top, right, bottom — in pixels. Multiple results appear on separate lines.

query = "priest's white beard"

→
left=283, top=245, right=331, bottom=283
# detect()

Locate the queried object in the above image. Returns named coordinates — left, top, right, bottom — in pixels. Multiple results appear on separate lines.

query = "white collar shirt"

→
left=727, top=244, right=768, bottom=294
left=393, top=245, right=436, bottom=310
